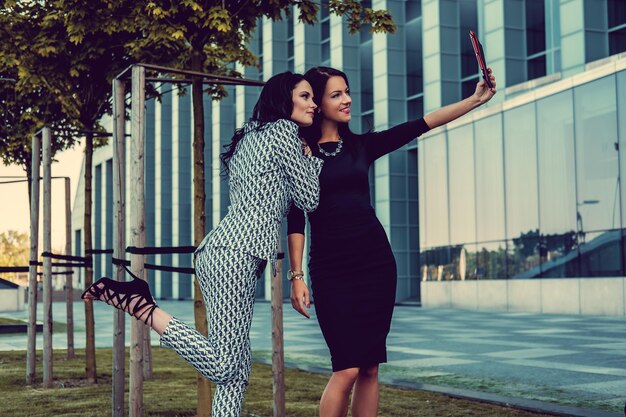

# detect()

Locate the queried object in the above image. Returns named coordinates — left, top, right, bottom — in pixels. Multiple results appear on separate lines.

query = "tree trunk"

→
left=192, top=49, right=212, bottom=417
left=272, top=240, right=285, bottom=416
left=42, top=127, right=53, bottom=388
left=26, top=136, right=40, bottom=385
left=112, top=79, right=126, bottom=417
left=84, top=132, right=97, bottom=384
left=65, top=177, right=75, bottom=359
left=129, top=65, right=146, bottom=417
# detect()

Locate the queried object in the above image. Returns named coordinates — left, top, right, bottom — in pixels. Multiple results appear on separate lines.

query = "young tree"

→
left=0, top=3, right=82, bottom=385
left=1, top=0, right=142, bottom=385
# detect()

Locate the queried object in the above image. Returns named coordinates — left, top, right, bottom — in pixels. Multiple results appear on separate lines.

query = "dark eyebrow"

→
left=330, top=90, right=342, bottom=94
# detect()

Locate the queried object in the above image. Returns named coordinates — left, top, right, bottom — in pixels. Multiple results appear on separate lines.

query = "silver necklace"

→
left=318, top=137, right=343, bottom=157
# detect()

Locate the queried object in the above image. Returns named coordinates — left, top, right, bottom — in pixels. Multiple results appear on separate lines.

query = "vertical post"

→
left=129, top=65, right=146, bottom=417
left=26, top=133, right=41, bottom=385
left=271, top=241, right=285, bottom=416
left=112, top=78, right=126, bottom=417
left=42, top=126, right=53, bottom=388
left=65, top=177, right=75, bottom=359
left=143, top=326, right=152, bottom=379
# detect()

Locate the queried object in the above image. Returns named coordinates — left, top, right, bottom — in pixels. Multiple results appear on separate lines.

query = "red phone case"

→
left=469, top=30, right=494, bottom=89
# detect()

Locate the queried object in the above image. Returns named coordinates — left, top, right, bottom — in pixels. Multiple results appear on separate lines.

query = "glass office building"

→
left=72, top=0, right=626, bottom=315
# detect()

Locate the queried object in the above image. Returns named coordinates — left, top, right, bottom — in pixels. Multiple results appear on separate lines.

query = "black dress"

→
left=287, top=118, right=430, bottom=371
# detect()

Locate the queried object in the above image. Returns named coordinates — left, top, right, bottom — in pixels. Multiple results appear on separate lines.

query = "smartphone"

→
left=469, top=30, right=494, bottom=89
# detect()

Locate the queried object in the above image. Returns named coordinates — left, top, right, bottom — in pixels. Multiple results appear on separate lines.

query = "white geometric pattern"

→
left=160, top=119, right=322, bottom=417
left=196, top=118, right=323, bottom=261
left=160, top=247, right=263, bottom=417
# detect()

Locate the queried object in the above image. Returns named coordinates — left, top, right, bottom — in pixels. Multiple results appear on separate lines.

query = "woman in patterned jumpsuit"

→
left=82, top=71, right=323, bottom=416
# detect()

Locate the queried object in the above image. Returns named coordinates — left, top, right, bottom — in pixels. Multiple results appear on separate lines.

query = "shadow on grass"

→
left=0, top=348, right=556, bottom=417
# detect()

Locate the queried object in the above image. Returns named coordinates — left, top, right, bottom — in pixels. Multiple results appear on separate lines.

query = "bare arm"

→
left=287, top=232, right=310, bottom=319
left=424, top=69, right=496, bottom=129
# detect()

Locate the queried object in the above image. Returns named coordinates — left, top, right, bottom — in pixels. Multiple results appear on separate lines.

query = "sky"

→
left=0, top=140, right=84, bottom=252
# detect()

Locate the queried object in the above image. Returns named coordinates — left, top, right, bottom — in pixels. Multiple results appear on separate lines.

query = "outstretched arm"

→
left=424, top=69, right=496, bottom=129
left=363, top=70, right=496, bottom=162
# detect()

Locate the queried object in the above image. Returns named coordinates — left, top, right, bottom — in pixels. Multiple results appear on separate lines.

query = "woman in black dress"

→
left=287, top=66, right=496, bottom=416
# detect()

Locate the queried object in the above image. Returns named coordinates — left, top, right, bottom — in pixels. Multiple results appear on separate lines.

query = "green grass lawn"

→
left=0, top=317, right=26, bottom=325
left=0, top=348, right=555, bottom=417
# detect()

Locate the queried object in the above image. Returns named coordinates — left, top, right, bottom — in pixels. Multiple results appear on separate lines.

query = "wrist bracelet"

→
left=288, top=269, right=304, bottom=281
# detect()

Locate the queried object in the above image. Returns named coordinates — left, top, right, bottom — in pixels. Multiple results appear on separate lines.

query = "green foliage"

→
left=0, top=0, right=396, bottom=168
left=0, top=3, right=78, bottom=168
left=0, top=230, right=29, bottom=267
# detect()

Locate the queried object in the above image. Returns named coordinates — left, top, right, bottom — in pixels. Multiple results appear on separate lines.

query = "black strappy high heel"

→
left=81, top=277, right=158, bottom=326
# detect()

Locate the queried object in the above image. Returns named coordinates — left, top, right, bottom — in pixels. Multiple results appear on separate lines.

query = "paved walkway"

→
left=1, top=300, right=625, bottom=414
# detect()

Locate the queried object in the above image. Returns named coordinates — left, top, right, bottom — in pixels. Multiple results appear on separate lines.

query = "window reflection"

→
left=537, top=91, right=578, bottom=276
left=578, top=231, right=622, bottom=277
left=507, top=233, right=541, bottom=278
left=474, top=242, right=507, bottom=279
left=420, top=244, right=467, bottom=281
left=419, top=69, right=626, bottom=280
left=448, top=124, right=476, bottom=245
left=422, top=134, right=450, bottom=248
left=574, top=76, right=619, bottom=233
left=504, top=103, right=540, bottom=277
left=475, top=115, right=505, bottom=243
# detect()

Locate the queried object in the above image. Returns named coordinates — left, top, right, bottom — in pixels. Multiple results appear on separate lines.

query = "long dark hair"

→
left=220, top=71, right=305, bottom=174
left=300, top=66, right=359, bottom=148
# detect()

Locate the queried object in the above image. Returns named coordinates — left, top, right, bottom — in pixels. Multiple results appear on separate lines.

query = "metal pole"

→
left=129, top=65, right=146, bottom=417
left=42, top=126, right=53, bottom=388
left=112, top=78, right=126, bottom=417
left=272, top=242, right=286, bottom=416
left=26, top=133, right=41, bottom=385
left=65, top=177, right=75, bottom=359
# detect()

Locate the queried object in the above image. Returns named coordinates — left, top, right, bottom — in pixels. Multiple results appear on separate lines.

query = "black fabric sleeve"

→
left=364, top=118, right=431, bottom=162
left=287, top=204, right=306, bottom=235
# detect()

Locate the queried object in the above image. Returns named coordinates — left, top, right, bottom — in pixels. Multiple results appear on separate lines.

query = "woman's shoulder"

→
left=269, top=118, right=299, bottom=132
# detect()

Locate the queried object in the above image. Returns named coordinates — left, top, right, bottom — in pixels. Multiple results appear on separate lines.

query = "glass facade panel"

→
left=526, top=0, right=546, bottom=55
left=360, top=41, right=373, bottom=112
left=609, top=27, right=626, bottom=56
left=420, top=244, right=465, bottom=281
left=459, top=0, right=478, bottom=79
left=608, top=0, right=626, bottom=28
left=474, top=114, right=505, bottom=243
left=528, top=54, right=546, bottom=80
left=475, top=241, right=507, bottom=279
left=619, top=71, right=626, bottom=230
left=418, top=145, right=427, bottom=248
left=461, top=78, right=479, bottom=99
left=579, top=231, right=622, bottom=277
left=406, top=18, right=423, bottom=97
left=537, top=90, right=577, bottom=277
left=406, top=0, right=421, bottom=21
left=360, top=0, right=372, bottom=42
left=504, top=103, right=540, bottom=277
left=574, top=76, right=619, bottom=233
left=407, top=96, right=423, bottom=120
left=448, top=124, right=476, bottom=245
left=422, top=134, right=449, bottom=248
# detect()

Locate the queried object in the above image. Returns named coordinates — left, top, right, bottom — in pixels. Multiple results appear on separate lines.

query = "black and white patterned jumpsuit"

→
left=160, top=119, right=323, bottom=416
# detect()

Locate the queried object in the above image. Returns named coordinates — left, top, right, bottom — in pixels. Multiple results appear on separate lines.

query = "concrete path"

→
left=1, top=300, right=624, bottom=414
